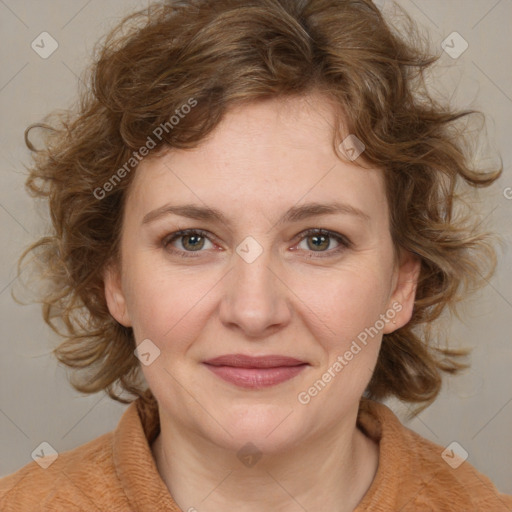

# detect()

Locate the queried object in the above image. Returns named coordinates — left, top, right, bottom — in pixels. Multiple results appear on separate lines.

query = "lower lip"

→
left=204, top=364, right=307, bottom=389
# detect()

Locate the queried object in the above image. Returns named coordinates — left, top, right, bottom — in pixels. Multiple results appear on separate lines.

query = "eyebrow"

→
left=142, top=201, right=371, bottom=226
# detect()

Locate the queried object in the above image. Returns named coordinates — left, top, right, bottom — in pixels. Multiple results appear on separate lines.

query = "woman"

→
left=1, top=0, right=511, bottom=510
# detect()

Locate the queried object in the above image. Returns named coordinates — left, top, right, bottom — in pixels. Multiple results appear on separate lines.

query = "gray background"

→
left=0, top=0, right=511, bottom=495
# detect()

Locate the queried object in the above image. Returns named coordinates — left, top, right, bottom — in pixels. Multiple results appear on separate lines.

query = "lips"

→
left=204, top=354, right=306, bottom=368
left=203, top=354, right=308, bottom=389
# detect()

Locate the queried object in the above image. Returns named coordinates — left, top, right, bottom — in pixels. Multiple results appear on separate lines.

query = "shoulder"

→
left=401, top=424, right=512, bottom=510
left=0, top=431, right=124, bottom=511
left=358, top=400, right=512, bottom=511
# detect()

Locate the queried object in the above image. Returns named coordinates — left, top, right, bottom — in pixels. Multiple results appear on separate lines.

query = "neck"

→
left=151, top=407, right=379, bottom=512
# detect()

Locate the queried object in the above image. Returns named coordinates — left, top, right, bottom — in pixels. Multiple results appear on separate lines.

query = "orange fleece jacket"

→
left=1, top=392, right=511, bottom=511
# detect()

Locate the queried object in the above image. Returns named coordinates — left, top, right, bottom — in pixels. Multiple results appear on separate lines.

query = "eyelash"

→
left=161, top=228, right=352, bottom=259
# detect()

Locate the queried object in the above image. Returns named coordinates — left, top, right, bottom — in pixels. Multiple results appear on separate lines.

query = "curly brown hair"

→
left=19, top=0, right=501, bottom=410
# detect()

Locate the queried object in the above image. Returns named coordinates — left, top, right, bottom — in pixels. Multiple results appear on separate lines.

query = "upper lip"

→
left=203, top=354, right=307, bottom=368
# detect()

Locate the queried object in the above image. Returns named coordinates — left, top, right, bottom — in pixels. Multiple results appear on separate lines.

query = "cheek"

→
left=301, top=263, right=393, bottom=346
left=121, top=258, right=217, bottom=347
left=293, top=265, right=392, bottom=412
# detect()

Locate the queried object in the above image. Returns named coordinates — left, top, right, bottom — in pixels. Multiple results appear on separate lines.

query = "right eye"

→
left=162, top=229, right=217, bottom=257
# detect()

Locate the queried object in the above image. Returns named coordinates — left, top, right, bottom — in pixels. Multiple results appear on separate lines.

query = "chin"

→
left=204, top=402, right=306, bottom=455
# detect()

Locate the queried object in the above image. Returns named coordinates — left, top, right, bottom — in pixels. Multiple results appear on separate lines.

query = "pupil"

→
left=185, top=235, right=203, bottom=250
left=310, top=235, right=328, bottom=250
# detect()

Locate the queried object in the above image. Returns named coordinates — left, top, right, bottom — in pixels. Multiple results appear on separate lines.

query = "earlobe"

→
left=103, top=263, right=132, bottom=327
left=383, top=250, right=421, bottom=334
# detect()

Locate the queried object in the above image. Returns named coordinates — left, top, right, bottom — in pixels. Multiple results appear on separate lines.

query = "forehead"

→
left=128, top=93, right=388, bottom=225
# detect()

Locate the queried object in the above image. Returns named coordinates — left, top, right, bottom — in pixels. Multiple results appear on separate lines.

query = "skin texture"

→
left=104, top=93, right=420, bottom=511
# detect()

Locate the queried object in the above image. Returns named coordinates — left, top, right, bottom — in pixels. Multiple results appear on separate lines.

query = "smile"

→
left=203, top=354, right=309, bottom=389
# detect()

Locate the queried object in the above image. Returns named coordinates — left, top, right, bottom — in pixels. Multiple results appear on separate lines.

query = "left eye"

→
left=162, top=228, right=351, bottom=258
left=294, top=228, right=351, bottom=256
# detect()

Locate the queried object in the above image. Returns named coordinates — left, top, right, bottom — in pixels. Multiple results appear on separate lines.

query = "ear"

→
left=383, top=249, right=421, bottom=334
left=103, top=262, right=132, bottom=327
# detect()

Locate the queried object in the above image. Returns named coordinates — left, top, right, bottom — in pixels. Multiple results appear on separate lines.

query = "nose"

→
left=218, top=240, right=292, bottom=339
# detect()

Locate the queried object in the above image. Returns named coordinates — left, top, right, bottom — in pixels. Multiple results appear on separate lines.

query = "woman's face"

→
left=105, top=93, right=419, bottom=454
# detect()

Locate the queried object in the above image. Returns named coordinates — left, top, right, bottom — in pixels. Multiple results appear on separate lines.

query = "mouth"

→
left=203, top=354, right=309, bottom=389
